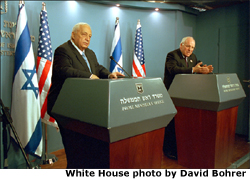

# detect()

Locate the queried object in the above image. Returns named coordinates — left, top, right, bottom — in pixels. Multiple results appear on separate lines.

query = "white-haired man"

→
left=48, top=22, right=124, bottom=168
left=163, top=36, right=213, bottom=160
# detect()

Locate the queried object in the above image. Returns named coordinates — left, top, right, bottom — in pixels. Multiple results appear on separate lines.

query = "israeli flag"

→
left=110, top=17, right=123, bottom=74
left=11, top=3, right=43, bottom=157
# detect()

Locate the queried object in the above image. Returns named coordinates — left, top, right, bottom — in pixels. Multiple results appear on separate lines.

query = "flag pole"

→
left=40, top=2, right=57, bottom=165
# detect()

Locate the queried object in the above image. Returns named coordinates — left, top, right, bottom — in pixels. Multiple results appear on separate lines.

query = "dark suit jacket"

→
left=47, top=40, right=111, bottom=115
left=163, top=48, right=200, bottom=90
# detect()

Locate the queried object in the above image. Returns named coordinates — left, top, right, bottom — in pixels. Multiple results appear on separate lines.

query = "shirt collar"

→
left=71, top=40, right=85, bottom=55
left=181, top=53, right=186, bottom=59
left=179, top=49, right=186, bottom=59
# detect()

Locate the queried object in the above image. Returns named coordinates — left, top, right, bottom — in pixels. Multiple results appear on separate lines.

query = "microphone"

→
left=110, top=56, right=132, bottom=78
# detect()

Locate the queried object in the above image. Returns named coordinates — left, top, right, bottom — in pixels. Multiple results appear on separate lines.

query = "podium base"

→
left=175, top=106, right=238, bottom=168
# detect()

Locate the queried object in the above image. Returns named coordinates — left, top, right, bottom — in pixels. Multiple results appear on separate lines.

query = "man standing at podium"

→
left=47, top=22, right=124, bottom=168
left=163, top=36, right=213, bottom=160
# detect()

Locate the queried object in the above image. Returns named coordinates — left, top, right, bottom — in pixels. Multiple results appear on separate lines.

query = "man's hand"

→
left=207, top=65, right=213, bottom=73
left=193, top=62, right=213, bottom=74
left=109, top=72, right=125, bottom=79
left=90, top=74, right=100, bottom=79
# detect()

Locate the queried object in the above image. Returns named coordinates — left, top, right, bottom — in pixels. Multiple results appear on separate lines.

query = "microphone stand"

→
left=0, top=98, right=32, bottom=169
left=110, top=56, right=132, bottom=78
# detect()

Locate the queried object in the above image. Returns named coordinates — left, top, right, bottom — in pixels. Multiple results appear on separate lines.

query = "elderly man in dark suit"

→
left=48, top=22, right=123, bottom=112
left=47, top=22, right=124, bottom=168
left=163, top=36, right=213, bottom=160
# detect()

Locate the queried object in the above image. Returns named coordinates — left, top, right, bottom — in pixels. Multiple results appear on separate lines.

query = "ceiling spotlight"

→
left=116, top=4, right=120, bottom=7
left=155, top=8, right=159, bottom=11
left=192, top=6, right=207, bottom=12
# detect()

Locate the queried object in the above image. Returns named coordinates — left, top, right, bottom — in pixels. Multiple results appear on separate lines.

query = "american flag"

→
left=36, top=7, right=57, bottom=128
left=11, top=2, right=42, bottom=157
left=132, top=19, right=146, bottom=77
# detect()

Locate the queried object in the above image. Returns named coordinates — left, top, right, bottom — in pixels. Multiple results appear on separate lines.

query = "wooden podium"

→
left=51, top=77, right=177, bottom=168
left=168, top=73, right=246, bottom=168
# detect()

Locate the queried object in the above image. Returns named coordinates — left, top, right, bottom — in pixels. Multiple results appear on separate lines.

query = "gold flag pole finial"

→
left=19, top=1, right=24, bottom=5
left=115, top=17, right=119, bottom=23
left=42, top=2, right=46, bottom=11
left=137, top=19, right=140, bottom=25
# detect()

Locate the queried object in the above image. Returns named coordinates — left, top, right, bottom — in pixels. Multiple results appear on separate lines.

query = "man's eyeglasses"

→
left=184, top=44, right=195, bottom=50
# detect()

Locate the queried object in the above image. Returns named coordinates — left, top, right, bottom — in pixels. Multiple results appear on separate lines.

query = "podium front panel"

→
left=52, top=77, right=177, bottom=142
left=168, top=73, right=246, bottom=111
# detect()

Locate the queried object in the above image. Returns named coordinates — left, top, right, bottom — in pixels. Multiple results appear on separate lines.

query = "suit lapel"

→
left=177, top=49, right=187, bottom=67
left=187, top=56, right=195, bottom=67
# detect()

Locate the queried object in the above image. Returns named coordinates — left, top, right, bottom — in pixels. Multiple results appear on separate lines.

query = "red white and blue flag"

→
left=110, top=17, right=123, bottom=74
left=36, top=6, right=57, bottom=128
left=11, top=3, right=43, bottom=157
left=132, top=20, right=146, bottom=77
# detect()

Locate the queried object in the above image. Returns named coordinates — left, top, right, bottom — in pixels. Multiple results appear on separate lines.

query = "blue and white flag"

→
left=110, top=17, right=123, bottom=73
left=11, top=3, right=43, bottom=157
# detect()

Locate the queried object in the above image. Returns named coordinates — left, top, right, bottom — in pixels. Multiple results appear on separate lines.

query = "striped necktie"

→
left=82, top=52, right=92, bottom=73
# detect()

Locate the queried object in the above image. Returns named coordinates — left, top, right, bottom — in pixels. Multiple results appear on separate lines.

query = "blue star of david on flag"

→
left=21, top=66, right=39, bottom=99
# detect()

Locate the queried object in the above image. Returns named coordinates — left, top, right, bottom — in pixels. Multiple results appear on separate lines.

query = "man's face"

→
left=72, top=25, right=92, bottom=51
left=180, top=38, right=195, bottom=57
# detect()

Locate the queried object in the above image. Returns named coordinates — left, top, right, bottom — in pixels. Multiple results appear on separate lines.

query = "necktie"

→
left=185, top=57, right=189, bottom=67
left=82, top=52, right=92, bottom=73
